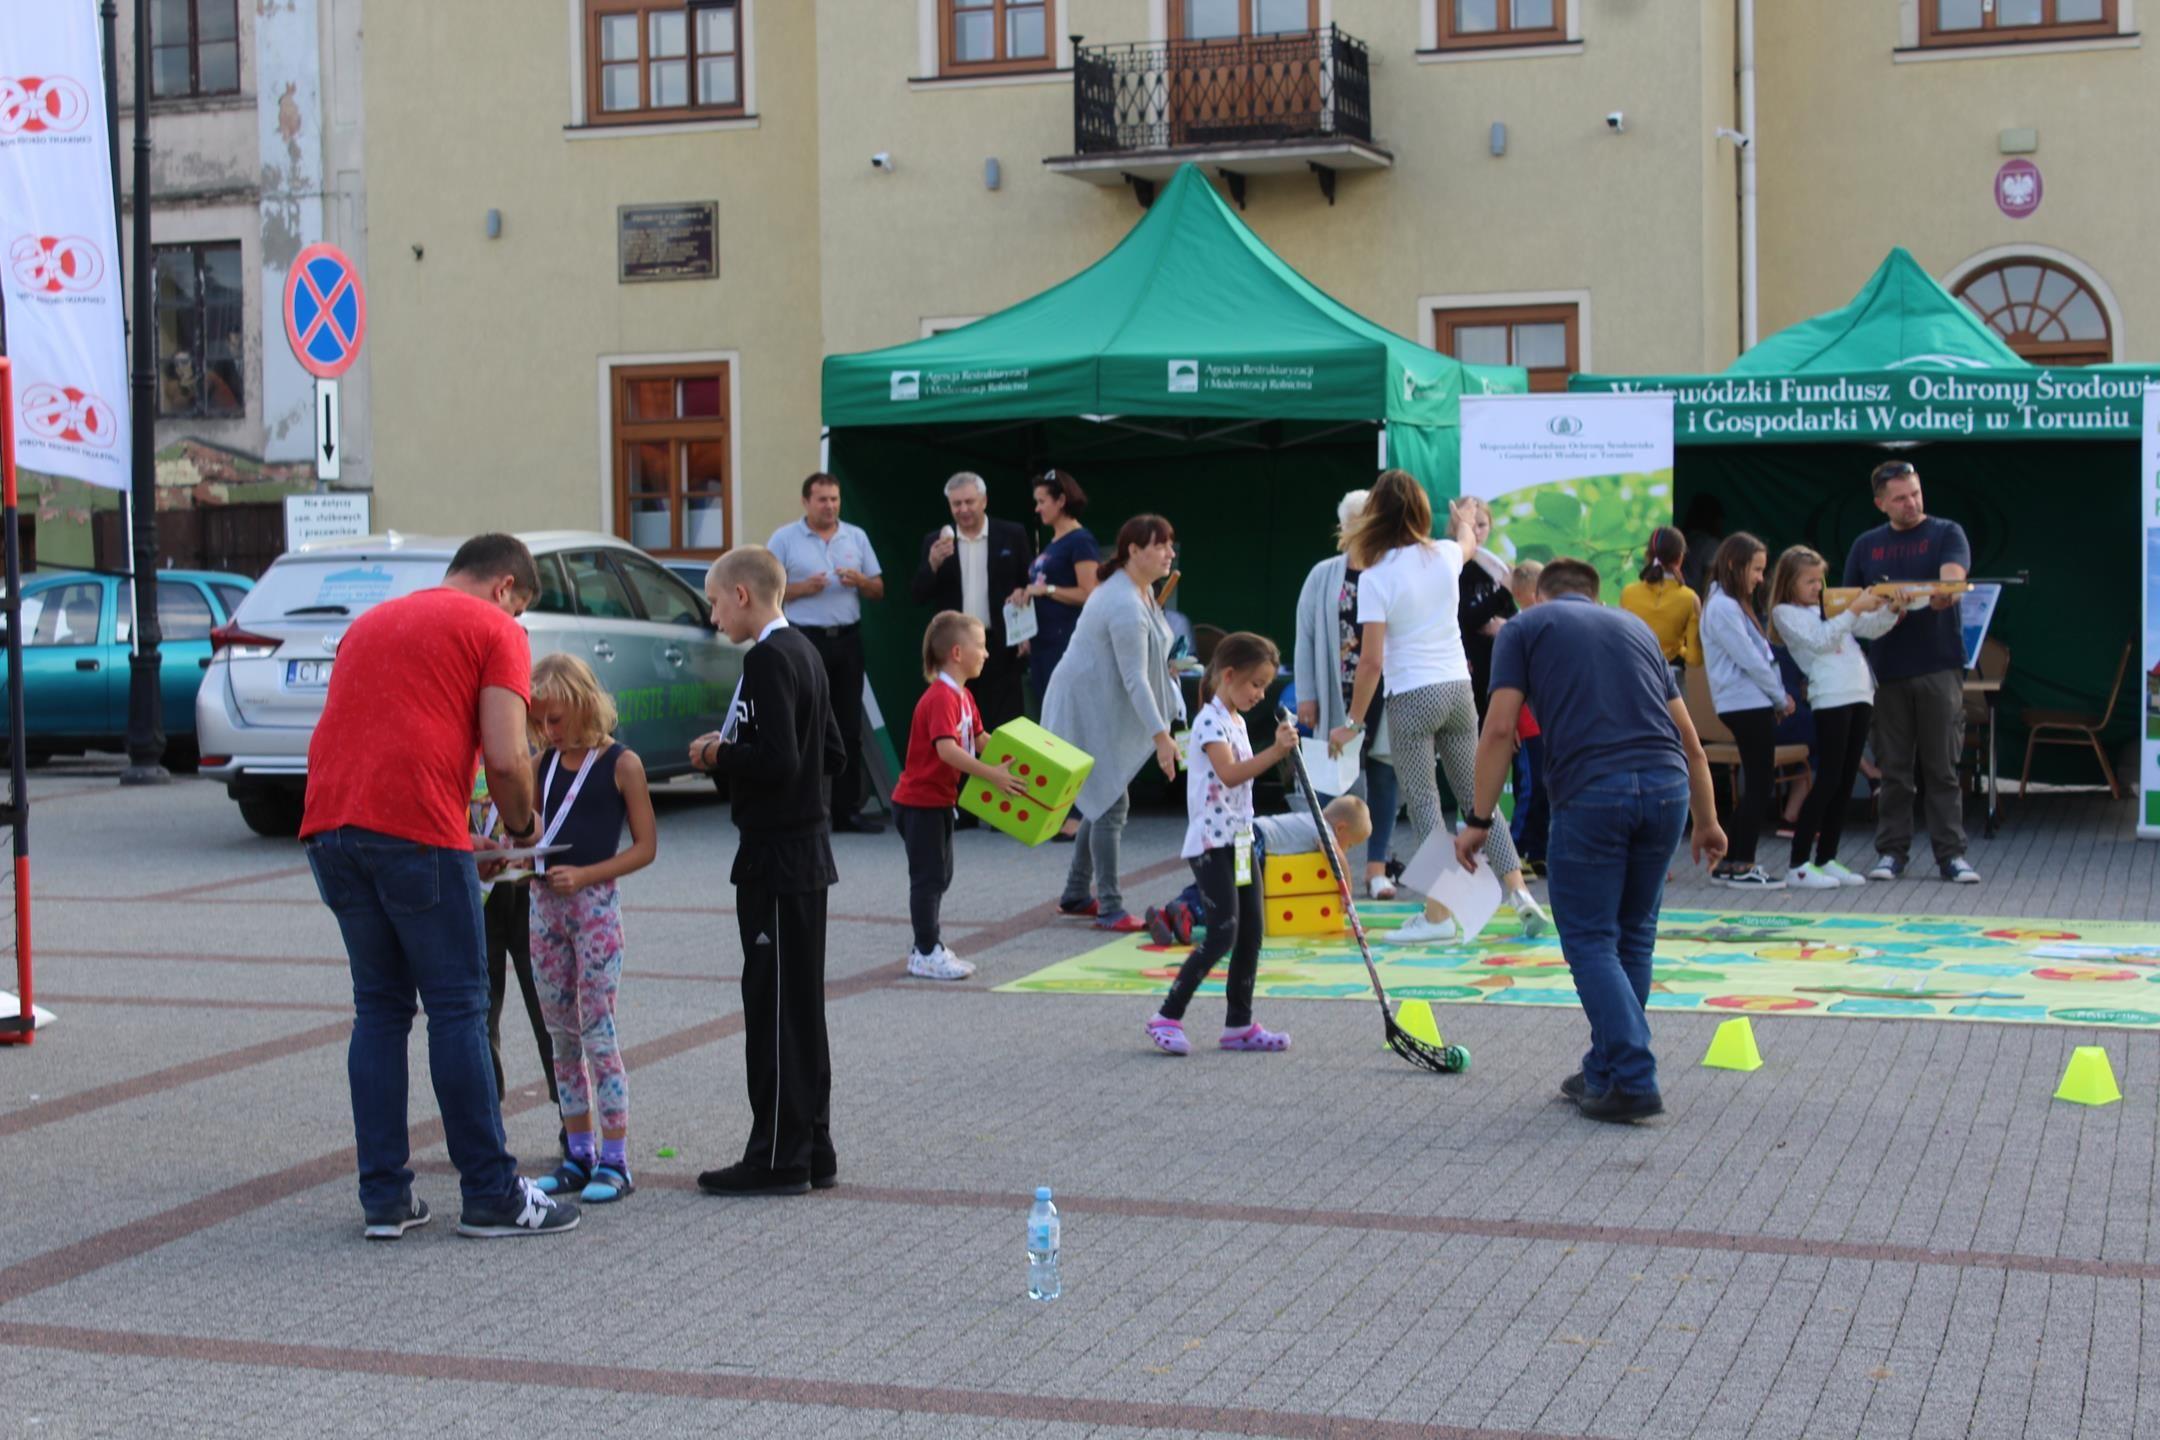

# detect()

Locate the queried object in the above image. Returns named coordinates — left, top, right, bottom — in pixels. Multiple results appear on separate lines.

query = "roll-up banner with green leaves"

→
left=1458, top=394, right=1677, bottom=604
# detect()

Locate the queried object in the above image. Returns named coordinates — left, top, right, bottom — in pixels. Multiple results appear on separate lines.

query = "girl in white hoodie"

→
left=1769, top=546, right=1900, bottom=889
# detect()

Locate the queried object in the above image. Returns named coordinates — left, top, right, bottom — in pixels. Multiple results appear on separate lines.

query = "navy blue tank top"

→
left=539, top=744, right=627, bottom=869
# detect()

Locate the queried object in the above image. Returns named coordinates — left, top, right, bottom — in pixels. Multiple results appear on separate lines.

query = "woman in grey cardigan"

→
left=1041, top=515, right=1182, bottom=931
left=1293, top=489, right=1399, bottom=898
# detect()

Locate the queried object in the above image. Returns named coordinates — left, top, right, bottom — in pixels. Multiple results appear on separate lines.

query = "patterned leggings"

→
left=531, top=881, right=628, bottom=1135
left=1388, top=680, right=1521, bottom=881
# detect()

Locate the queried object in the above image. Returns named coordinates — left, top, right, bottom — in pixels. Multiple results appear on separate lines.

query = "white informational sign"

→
left=2139, top=385, right=2160, bottom=838
left=1458, top=393, right=1676, bottom=605
left=284, top=493, right=372, bottom=550
left=314, top=378, right=341, bottom=481
left=0, top=8, right=131, bottom=490
left=1298, top=735, right=1360, bottom=798
left=1001, top=598, right=1039, bottom=648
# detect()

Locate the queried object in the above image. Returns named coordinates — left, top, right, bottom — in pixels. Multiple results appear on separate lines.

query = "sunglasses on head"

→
left=1877, top=462, right=1916, bottom=480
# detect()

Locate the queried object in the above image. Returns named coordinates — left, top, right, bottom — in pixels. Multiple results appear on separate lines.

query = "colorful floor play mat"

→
left=999, top=904, right=2160, bottom=1028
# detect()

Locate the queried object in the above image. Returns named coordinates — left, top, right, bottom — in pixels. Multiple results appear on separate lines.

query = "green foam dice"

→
left=957, top=718, right=1095, bottom=847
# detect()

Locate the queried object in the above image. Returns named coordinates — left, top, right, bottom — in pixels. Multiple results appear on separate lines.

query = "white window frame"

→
left=915, top=0, right=1075, bottom=83
left=1419, top=0, right=1583, bottom=60
left=1940, top=245, right=2127, bottom=361
left=1418, top=289, right=1593, bottom=374
left=566, top=0, right=761, bottom=135
left=1146, top=0, right=1337, bottom=42
left=921, top=314, right=985, bottom=337
left=1896, top=0, right=2138, bottom=58
left=594, top=348, right=744, bottom=547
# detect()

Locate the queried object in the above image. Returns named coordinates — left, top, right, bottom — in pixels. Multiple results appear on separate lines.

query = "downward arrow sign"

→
left=321, top=391, right=335, bottom=461
left=314, top=377, right=342, bottom=481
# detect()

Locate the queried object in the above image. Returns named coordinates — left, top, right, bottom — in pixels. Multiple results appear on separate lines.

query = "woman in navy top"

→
left=1024, top=468, right=1101, bottom=704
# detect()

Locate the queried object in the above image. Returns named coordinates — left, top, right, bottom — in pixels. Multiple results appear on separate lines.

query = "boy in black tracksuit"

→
left=691, top=546, right=848, bottom=1196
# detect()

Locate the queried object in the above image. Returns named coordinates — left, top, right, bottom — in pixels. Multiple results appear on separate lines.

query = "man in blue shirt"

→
left=1454, top=557, right=1726, bottom=1123
left=768, top=473, right=886, bottom=833
left=1842, top=460, right=1977, bottom=885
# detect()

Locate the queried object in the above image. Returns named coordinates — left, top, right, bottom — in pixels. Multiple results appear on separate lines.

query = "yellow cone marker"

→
left=2054, top=1046, right=2122, bottom=1106
left=1702, top=1017, right=1763, bottom=1072
left=1392, top=1000, right=1444, bottom=1048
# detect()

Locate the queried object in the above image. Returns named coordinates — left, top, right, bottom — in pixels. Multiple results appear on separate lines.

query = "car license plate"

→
left=286, top=659, right=333, bottom=689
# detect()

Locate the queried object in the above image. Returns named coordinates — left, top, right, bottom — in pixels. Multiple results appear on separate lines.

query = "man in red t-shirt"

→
left=302, top=533, right=579, bottom=1241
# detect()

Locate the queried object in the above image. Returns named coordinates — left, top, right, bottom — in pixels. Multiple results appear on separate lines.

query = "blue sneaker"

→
left=1867, top=854, right=1905, bottom=882
left=537, top=1155, right=593, bottom=1195
left=581, top=1163, right=635, bottom=1204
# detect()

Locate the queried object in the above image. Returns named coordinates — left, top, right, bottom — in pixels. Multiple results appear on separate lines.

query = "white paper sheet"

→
left=1299, top=736, right=1362, bottom=798
left=1002, top=599, right=1039, bottom=647
left=1398, top=827, right=1503, bottom=941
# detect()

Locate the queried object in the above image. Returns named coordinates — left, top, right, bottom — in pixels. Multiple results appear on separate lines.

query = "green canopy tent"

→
left=1572, top=247, right=2159, bottom=782
left=821, top=163, right=1524, bottom=735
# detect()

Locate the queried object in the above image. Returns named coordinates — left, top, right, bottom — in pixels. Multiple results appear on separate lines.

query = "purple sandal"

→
left=1145, top=1014, right=1190, bottom=1056
left=1220, top=1022, right=1291, bottom=1053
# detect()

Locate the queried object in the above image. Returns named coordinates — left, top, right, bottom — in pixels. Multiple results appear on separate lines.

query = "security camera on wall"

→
left=871, top=152, right=895, bottom=172
left=1605, top=111, right=1625, bottom=133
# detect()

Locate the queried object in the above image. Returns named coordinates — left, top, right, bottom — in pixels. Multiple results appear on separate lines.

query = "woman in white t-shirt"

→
left=1329, top=470, right=1550, bottom=945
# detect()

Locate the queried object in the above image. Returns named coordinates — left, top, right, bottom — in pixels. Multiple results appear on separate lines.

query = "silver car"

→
left=196, top=531, right=743, bottom=836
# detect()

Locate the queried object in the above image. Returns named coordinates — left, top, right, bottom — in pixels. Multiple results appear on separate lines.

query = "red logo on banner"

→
left=21, top=382, right=118, bottom=448
left=9, top=233, right=105, bottom=293
left=0, top=76, right=92, bottom=136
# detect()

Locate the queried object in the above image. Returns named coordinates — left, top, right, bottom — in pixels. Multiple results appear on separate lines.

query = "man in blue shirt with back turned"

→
left=1455, top=557, right=1726, bottom=1124
left=1843, top=460, right=1977, bottom=885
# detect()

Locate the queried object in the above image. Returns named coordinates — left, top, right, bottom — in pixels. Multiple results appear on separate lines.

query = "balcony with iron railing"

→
left=1046, top=26, right=1392, bottom=205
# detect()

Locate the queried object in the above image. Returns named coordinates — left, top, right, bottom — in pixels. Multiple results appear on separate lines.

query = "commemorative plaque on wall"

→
left=618, top=202, right=719, bottom=283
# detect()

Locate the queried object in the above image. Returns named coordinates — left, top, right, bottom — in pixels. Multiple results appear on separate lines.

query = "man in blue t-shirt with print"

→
left=1453, top=558, right=1727, bottom=1124
left=1842, top=460, right=1977, bottom=885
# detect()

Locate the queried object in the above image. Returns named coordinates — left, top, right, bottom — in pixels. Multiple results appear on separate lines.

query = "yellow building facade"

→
left=360, top=0, right=2153, bottom=552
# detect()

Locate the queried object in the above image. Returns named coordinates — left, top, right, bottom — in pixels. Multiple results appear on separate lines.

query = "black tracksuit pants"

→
left=735, top=882, right=836, bottom=1179
left=484, top=880, right=556, bottom=1107
left=893, top=802, right=954, bottom=956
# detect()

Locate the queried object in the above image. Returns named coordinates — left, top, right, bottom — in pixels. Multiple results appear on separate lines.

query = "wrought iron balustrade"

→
left=1071, top=26, right=1372, bottom=155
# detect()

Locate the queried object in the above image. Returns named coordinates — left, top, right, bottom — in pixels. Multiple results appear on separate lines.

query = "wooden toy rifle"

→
left=1819, top=571, right=2027, bottom=619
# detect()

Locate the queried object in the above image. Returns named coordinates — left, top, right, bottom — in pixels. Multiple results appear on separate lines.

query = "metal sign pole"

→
left=119, top=0, right=167, bottom=785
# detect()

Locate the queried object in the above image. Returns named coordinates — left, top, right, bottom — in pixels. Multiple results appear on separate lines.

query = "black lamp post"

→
left=108, top=0, right=167, bottom=785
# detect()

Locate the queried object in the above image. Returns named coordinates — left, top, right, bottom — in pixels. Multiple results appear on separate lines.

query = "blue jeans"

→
left=1361, top=756, right=1398, bottom=871
left=306, top=826, right=517, bottom=1216
left=1544, top=768, right=1690, bottom=1097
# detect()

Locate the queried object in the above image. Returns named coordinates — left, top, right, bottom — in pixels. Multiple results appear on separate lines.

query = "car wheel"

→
left=237, top=792, right=305, bottom=838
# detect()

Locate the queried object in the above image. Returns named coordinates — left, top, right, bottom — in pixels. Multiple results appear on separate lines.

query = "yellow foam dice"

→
left=1263, top=850, right=1340, bottom=899
left=1264, top=892, right=1347, bottom=938
left=956, top=718, right=1095, bottom=847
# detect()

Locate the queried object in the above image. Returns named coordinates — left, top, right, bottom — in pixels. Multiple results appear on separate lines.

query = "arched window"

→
left=1952, top=258, right=2113, bottom=366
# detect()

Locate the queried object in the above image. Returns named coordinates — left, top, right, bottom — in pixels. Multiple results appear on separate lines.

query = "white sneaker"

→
left=1384, top=913, right=1460, bottom=945
left=1818, top=860, right=1868, bottom=887
left=1508, top=890, right=1551, bottom=938
left=1786, top=863, right=1840, bottom=891
left=1367, top=874, right=1398, bottom=901
left=906, top=947, right=975, bottom=981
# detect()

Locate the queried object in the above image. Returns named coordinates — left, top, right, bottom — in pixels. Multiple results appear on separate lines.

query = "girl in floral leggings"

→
left=527, top=654, right=657, bottom=1205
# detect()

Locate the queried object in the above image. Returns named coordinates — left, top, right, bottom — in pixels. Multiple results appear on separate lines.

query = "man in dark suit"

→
left=911, top=472, right=1034, bottom=733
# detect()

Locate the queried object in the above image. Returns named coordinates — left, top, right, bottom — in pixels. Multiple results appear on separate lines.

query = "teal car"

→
left=3, top=569, right=254, bottom=770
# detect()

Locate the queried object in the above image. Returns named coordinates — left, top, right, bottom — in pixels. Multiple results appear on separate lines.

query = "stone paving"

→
left=3, top=762, right=2157, bottom=1439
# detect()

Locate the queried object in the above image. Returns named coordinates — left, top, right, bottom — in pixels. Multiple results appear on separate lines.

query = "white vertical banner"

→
left=2139, top=385, right=2160, bottom=838
left=0, top=4, right=130, bottom=490
left=1459, top=392, right=1675, bottom=604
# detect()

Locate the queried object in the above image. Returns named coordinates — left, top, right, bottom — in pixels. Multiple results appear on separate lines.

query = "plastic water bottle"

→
left=1027, top=1186, right=1061, bottom=1301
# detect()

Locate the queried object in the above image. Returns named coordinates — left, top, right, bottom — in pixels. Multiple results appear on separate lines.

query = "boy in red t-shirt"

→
left=891, top=611, right=1029, bottom=980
